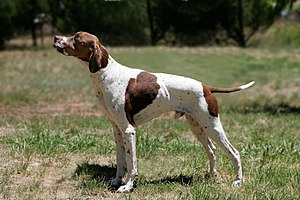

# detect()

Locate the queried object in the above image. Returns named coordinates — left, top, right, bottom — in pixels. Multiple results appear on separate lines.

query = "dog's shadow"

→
left=74, top=163, right=205, bottom=190
left=74, top=162, right=116, bottom=183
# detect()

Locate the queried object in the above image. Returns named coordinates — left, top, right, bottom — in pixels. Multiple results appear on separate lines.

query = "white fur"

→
left=62, top=36, right=67, bottom=43
left=53, top=36, right=69, bottom=56
left=240, top=81, right=255, bottom=90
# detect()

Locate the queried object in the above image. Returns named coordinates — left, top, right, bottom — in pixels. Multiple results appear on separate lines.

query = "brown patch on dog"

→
left=125, top=72, right=160, bottom=126
left=203, top=84, right=218, bottom=117
left=89, top=44, right=109, bottom=73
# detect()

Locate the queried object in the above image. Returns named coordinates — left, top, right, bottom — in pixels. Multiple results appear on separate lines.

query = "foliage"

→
left=220, top=0, right=293, bottom=47
left=0, top=0, right=296, bottom=48
left=0, top=1, right=16, bottom=49
left=0, top=0, right=49, bottom=48
left=144, top=0, right=293, bottom=46
left=49, top=0, right=148, bottom=45
left=147, top=0, right=229, bottom=46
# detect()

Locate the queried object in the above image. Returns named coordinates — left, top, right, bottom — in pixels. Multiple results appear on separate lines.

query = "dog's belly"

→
left=133, top=101, right=170, bottom=125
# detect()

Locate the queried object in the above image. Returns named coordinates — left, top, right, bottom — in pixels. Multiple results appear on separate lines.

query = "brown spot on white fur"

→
left=203, top=84, right=218, bottom=117
left=202, top=82, right=256, bottom=117
left=89, top=43, right=109, bottom=73
left=125, top=72, right=160, bottom=126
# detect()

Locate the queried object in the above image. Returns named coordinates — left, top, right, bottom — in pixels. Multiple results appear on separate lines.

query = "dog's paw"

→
left=116, top=183, right=134, bottom=193
left=110, top=178, right=122, bottom=188
left=232, top=179, right=243, bottom=187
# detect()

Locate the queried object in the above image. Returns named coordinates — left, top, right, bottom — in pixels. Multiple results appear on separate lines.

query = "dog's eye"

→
left=80, top=41, right=86, bottom=45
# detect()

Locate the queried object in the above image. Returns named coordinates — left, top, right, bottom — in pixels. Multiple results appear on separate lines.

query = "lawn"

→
left=0, top=45, right=299, bottom=199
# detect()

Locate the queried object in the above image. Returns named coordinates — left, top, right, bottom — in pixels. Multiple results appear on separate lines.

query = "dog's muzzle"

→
left=53, top=36, right=69, bottom=56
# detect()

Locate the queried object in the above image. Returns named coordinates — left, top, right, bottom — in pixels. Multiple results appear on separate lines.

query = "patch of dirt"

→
left=1, top=101, right=183, bottom=121
left=259, top=80, right=300, bottom=99
left=0, top=127, right=15, bottom=137
left=0, top=152, right=123, bottom=199
left=1, top=102, right=105, bottom=117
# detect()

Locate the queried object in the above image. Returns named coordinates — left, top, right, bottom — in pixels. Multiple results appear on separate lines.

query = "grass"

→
left=250, top=22, right=300, bottom=48
left=0, top=42, right=299, bottom=199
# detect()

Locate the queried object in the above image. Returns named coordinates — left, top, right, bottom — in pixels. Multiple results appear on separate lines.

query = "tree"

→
left=145, top=0, right=240, bottom=46
left=221, top=0, right=294, bottom=47
left=146, top=0, right=293, bottom=47
left=0, top=1, right=16, bottom=49
left=49, top=0, right=148, bottom=46
left=0, top=0, right=49, bottom=48
left=13, top=0, right=49, bottom=47
left=146, top=0, right=155, bottom=45
left=0, top=0, right=295, bottom=48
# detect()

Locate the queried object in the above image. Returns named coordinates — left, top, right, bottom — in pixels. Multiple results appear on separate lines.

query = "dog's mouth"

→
left=53, top=42, right=69, bottom=56
left=54, top=45, right=63, bottom=53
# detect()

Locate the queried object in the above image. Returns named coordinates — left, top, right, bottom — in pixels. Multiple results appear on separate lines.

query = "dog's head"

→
left=53, top=32, right=108, bottom=73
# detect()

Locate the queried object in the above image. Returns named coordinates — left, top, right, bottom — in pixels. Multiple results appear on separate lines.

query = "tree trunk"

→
left=146, top=0, right=156, bottom=46
left=289, top=0, right=294, bottom=11
left=0, top=36, right=4, bottom=50
left=40, top=23, right=44, bottom=47
left=31, top=22, right=37, bottom=47
left=30, top=0, right=37, bottom=47
left=237, top=0, right=246, bottom=47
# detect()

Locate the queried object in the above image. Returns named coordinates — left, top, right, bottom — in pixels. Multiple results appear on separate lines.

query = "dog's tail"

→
left=209, top=81, right=255, bottom=93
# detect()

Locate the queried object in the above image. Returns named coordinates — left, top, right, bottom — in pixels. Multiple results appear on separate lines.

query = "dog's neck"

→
left=77, top=55, right=116, bottom=73
left=77, top=59, right=90, bottom=71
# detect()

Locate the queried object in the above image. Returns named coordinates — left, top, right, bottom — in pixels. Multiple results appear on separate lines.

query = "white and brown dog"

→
left=53, top=32, right=254, bottom=192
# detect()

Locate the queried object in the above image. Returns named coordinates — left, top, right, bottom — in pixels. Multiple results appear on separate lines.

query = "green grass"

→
left=0, top=45, right=299, bottom=199
left=250, top=22, right=300, bottom=48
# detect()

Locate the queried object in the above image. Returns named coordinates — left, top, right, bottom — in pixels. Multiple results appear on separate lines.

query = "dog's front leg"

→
left=117, top=125, right=138, bottom=193
left=110, top=122, right=126, bottom=187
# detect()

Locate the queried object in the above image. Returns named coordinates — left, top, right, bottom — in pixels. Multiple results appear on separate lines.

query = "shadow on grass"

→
left=230, top=102, right=300, bottom=114
left=137, top=174, right=206, bottom=187
left=74, top=162, right=116, bottom=184
left=259, top=103, right=300, bottom=114
left=74, top=163, right=206, bottom=190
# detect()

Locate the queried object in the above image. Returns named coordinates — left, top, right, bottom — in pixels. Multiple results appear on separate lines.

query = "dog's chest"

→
left=89, top=68, right=142, bottom=120
left=90, top=74, right=123, bottom=110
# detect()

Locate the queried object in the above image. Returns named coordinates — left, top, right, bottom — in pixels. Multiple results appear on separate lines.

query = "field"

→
left=0, top=44, right=299, bottom=199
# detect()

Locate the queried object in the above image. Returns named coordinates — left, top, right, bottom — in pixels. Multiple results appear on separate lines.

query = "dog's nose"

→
left=54, top=35, right=58, bottom=42
left=53, top=35, right=61, bottom=43
left=53, top=35, right=62, bottom=48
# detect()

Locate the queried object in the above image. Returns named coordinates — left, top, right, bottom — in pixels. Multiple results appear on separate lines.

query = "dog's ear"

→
left=89, top=42, right=109, bottom=73
left=89, top=43, right=101, bottom=73
left=100, top=45, right=109, bottom=69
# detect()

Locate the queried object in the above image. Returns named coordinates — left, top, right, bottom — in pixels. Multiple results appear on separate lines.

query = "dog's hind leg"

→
left=200, top=116, right=243, bottom=187
left=185, top=114, right=217, bottom=177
